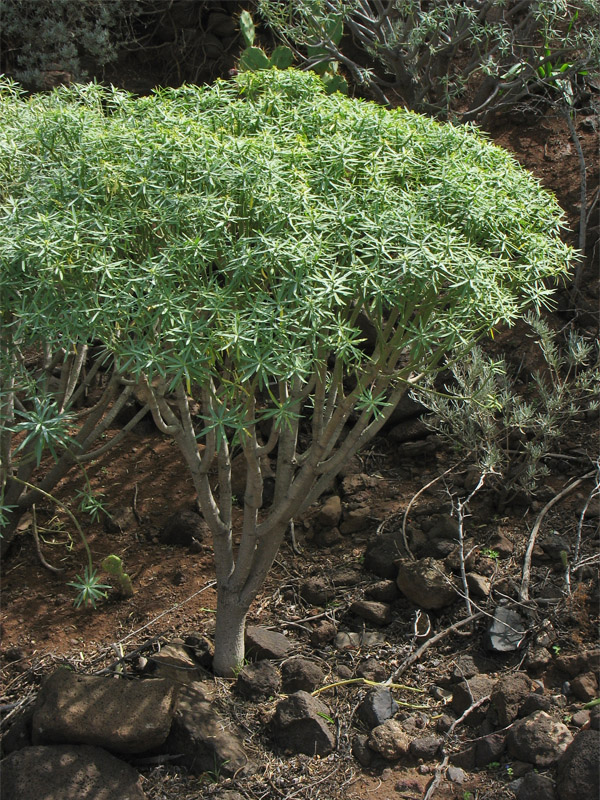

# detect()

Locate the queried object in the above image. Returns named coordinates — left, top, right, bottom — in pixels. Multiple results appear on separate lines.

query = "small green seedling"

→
left=102, top=554, right=133, bottom=597
left=481, top=548, right=499, bottom=560
left=67, top=566, right=111, bottom=608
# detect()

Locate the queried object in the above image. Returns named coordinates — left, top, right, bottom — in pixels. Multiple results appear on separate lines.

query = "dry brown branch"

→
left=422, top=692, right=492, bottom=800
left=519, top=470, right=596, bottom=601
left=87, top=580, right=217, bottom=668
left=394, top=459, right=466, bottom=560
left=393, top=612, right=485, bottom=679
left=31, top=504, right=63, bottom=574
left=312, top=677, right=425, bottom=697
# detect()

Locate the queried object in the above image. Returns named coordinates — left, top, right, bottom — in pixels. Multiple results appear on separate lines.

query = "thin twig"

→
left=284, top=765, right=342, bottom=800
left=31, top=504, right=63, bottom=574
left=422, top=753, right=450, bottom=800
left=0, top=693, right=36, bottom=730
left=131, top=482, right=141, bottom=524
left=88, top=580, right=217, bottom=666
left=393, top=612, right=485, bottom=679
left=520, top=470, right=596, bottom=601
left=453, top=471, right=489, bottom=617
left=312, top=677, right=425, bottom=696
left=423, top=693, right=492, bottom=800
left=572, top=461, right=600, bottom=567
left=394, top=458, right=467, bottom=560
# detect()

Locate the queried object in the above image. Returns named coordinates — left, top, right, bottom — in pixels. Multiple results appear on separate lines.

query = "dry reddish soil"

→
left=1, top=86, right=598, bottom=800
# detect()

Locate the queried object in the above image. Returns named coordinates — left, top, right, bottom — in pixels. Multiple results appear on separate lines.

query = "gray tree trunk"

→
left=212, top=586, right=250, bottom=678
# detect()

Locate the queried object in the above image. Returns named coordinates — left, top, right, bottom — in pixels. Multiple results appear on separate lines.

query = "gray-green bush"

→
left=0, top=68, right=573, bottom=674
left=0, top=0, right=137, bottom=89
left=412, top=314, right=600, bottom=502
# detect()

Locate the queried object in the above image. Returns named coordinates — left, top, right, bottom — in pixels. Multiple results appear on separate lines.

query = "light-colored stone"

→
left=466, top=572, right=491, bottom=598
left=368, top=719, right=411, bottom=761
left=507, top=711, right=573, bottom=767
left=446, top=766, right=466, bottom=784
left=335, top=631, right=361, bottom=651
left=32, top=669, right=178, bottom=754
left=486, top=606, right=526, bottom=652
left=245, top=626, right=293, bottom=661
left=0, top=745, right=146, bottom=800
left=148, top=642, right=203, bottom=686
left=349, top=599, right=392, bottom=626
left=316, top=495, right=342, bottom=528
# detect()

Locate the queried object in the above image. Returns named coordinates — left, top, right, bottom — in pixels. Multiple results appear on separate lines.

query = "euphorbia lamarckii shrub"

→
left=0, top=69, right=573, bottom=675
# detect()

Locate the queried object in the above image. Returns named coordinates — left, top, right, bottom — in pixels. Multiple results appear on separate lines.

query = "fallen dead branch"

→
left=393, top=458, right=467, bottom=560
left=312, top=676, right=425, bottom=697
left=393, top=612, right=485, bottom=679
left=520, top=470, right=596, bottom=601
left=31, top=504, right=63, bottom=574
left=422, top=693, right=492, bottom=800
left=87, top=579, right=217, bottom=669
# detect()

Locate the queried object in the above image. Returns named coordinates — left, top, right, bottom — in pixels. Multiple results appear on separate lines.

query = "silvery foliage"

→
left=0, top=0, right=137, bottom=88
left=412, top=313, right=600, bottom=497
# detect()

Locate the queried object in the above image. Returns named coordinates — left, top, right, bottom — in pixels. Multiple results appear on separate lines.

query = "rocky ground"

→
left=1, top=405, right=599, bottom=799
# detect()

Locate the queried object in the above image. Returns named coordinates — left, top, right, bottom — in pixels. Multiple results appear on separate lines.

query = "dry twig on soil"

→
left=520, top=470, right=596, bottom=601
left=422, top=692, right=492, bottom=800
left=393, top=612, right=485, bottom=679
